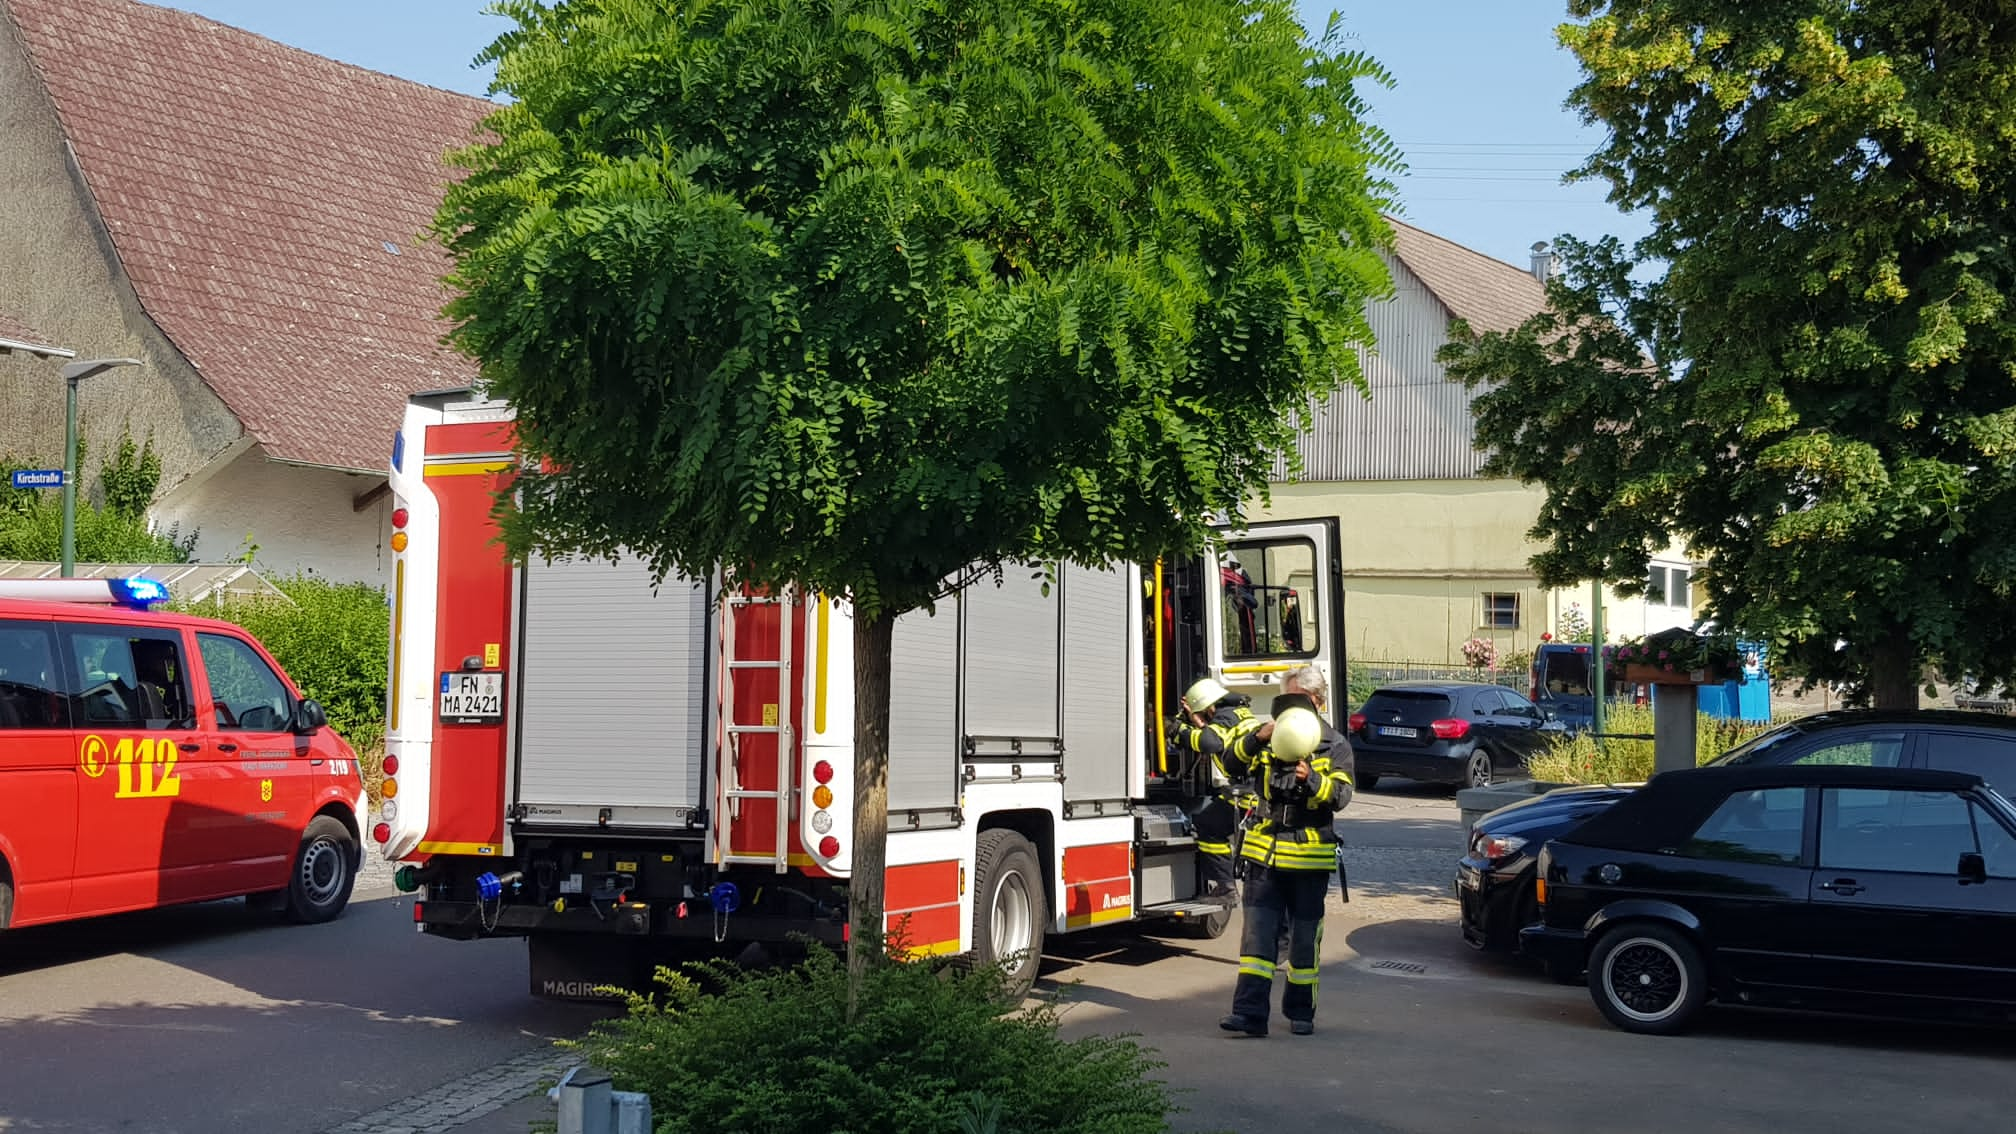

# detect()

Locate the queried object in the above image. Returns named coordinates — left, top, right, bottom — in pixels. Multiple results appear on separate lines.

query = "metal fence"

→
left=1347, top=660, right=1525, bottom=695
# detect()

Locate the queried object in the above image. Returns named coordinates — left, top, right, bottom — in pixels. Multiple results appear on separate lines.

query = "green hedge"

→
left=175, top=575, right=388, bottom=751
left=575, top=946, right=1182, bottom=1134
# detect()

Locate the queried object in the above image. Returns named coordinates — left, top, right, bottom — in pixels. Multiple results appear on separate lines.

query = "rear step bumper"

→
left=415, top=899, right=847, bottom=945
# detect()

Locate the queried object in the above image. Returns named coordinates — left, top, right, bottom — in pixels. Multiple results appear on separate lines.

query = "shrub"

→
left=1526, top=702, right=1785, bottom=785
left=574, top=944, right=1181, bottom=1134
left=174, top=574, right=388, bottom=752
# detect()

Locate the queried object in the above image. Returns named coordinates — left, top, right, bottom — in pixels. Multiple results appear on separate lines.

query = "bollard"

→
left=1652, top=683, right=1698, bottom=775
left=612, top=1089, right=653, bottom=1134
left=557, top=1068, right=613, bottom=1134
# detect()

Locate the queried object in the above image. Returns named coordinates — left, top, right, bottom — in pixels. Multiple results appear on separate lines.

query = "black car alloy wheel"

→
left=1466, top=751, right=1492, bottom=788
left=1589, top=922, right=1706, bottom=1035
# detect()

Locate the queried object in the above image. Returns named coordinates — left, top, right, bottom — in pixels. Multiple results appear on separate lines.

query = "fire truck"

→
left=379, top=388, right=1344, bottom=999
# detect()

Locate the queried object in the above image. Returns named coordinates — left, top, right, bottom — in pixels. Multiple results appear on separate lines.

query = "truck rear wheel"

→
left=286, top=816, right=358, bottom=924
left=971, top=830, right=1046, bottom=1000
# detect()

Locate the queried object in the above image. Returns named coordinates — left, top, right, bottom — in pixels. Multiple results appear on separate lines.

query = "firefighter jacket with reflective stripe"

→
left=1228, top=728, right=1353, bottom=872
left=1171, top=699, right=1261, bottom=797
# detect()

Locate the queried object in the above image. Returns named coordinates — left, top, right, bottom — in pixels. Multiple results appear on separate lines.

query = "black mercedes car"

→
left=1457, top=709, right=2016, bottom=973
left=1520, top=763, right=2016, bottom=1034
left=1347, top=681, right=1562, bottom=790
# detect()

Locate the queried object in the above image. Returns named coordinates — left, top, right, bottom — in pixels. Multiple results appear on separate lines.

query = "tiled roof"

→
left=4, top=0, right=492, bottom=471
left=0, top=310, right=69, bottom=356
left=1386, top=216, right=1549, bottom=335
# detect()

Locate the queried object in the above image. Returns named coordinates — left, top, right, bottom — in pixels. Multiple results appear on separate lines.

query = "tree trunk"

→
left=1867, top=631, right=1919, bottom=710
left=846, top=607, right=894, bottom=1024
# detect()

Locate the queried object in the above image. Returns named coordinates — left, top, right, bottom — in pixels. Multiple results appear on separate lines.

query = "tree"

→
left=435, top=0, right=1398, bottom=1004
left=1441, top=1, right=2016, bottom=709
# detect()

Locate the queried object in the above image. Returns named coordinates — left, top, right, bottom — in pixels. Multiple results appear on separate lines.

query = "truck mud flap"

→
left=528, top=936, right=647, bottom=1002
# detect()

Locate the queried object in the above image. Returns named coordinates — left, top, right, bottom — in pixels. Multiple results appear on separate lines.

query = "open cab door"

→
left=1201, top=519, right=1346, bottom=730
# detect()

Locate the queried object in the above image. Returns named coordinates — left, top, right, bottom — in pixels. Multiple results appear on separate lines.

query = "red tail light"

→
left=381, top=755, right=399, bottom=776
left=391, top=507, right=409, bottom=530
left=372, top=823, right=391, bottom=843
left=1347, top=713, right=1366, bottom=733
left=412, top=901, right=425, bottom=923
left=818, top=836, right=841, bottom=858
left=1431, top=718, right=1470, bottom=739
left=813, top=760, right=834, bottom=785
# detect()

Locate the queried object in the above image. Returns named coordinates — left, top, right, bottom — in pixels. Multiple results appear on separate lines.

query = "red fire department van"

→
left=0, top=577, right=366, bottom=931
left=380, top=388, right=1345, bottom=999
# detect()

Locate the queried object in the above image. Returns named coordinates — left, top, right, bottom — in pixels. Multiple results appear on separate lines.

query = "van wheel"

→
left=287, top=816, right=358, bottom=924
left=971, top=830, right=1046, bottom=1000
left=0, top=876, right=12, bottom=930
left=1589, top=922, right=1706, bottom=1034
left=1189, top=904, right=1232, bottom=940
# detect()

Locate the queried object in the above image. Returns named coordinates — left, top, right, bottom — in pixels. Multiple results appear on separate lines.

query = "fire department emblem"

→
left=260, top=779, right=273, bottom=803
left=78, top=735, right=109, bottom=779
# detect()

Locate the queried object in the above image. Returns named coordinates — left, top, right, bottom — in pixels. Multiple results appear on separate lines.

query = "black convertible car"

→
left=1520, top=763, right=2016, bottom=1034
left=1458, top=709, right=2016, bottom=973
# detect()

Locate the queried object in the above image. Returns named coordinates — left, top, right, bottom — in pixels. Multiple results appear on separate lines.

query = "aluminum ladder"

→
left=713, top=585, right=795, bottom=873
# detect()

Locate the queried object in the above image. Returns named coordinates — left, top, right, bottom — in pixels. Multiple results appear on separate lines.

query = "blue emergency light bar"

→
left=0, top=576, right=172, bottom=609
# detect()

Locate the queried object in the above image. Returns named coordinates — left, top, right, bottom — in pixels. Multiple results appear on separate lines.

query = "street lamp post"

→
left=58, top=358, right=143, bottom=577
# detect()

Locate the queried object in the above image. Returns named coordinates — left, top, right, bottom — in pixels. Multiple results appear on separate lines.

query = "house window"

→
left=1648, top=565, right=1691, bottom=608
left=1482, top=593, right=1520, bottom=630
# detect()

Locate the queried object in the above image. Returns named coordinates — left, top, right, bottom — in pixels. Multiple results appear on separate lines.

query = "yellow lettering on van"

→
left=112, top=736, right=182, bottom=800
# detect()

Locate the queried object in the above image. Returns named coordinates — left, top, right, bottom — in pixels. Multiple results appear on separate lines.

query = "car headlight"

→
left=1471, top=831, right=1528, bottom=861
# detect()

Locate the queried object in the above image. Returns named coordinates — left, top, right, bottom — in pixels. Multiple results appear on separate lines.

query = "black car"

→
left=1347, top=682, right=1560, bottom=790
left=1458, top=709, right=2016, bottom=971
left=1520, top=763, right=2016, bottom=1034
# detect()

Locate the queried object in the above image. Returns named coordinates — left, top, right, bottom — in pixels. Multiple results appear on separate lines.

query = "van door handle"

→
left=1819, top=877, right=1864, bottom=896
left=178, top=742, right=202, bottom=754
left=217, top=742, right=238, bottom=753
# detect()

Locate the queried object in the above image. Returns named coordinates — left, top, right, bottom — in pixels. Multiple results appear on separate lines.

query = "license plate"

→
left=1376, top=725, right=1418, bottom=739
left=439, top=671, right=504, bottom=723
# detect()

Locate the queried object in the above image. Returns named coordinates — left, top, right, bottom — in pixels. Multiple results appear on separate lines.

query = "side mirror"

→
left=293, top=697, right=329, bottom=734
left=1959, top=851, right=1988, bottom=885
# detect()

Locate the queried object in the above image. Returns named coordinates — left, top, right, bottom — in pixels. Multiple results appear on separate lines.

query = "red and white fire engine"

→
left=379, top=387, right=1344, bottom=998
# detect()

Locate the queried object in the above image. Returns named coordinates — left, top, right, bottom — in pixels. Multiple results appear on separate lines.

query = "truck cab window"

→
left=1219, top=540, right=1318, bottom=659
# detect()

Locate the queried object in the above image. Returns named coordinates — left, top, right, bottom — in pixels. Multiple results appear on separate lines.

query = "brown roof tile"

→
left=1385, top=216, right=1549, bottom=335
left=0, top=309, right=69, bottom=355
left=4, top=0, right=491, bottom=470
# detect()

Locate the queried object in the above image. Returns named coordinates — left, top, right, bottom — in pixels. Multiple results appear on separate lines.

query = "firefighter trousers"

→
left=1231, top=865, right=1332, bottom=1024
left=1192, top=796, right=1239, bottom=905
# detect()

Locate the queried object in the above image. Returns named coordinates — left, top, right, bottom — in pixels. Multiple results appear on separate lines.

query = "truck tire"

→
left=971, top=830, right=1046, bottom=1000
left=0, top=875, right=11, bottom=930
left=286, top=816, right=358, bottom=924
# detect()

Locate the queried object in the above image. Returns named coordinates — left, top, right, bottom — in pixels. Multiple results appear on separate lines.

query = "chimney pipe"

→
left=1529, top=241, right=1558, bottom=283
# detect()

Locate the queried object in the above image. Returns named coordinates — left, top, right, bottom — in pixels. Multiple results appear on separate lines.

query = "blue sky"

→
left=163, top=0, right=1649, bottom=271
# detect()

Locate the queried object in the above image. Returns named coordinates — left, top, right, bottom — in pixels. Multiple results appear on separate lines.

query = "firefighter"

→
left=1218, top=705, right=1352, bottom=1037
left=1165, top=676, right=1260, bottom=909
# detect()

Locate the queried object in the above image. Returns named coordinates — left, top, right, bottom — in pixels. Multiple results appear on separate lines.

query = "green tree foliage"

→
left=435, top=0, right=1398, bottom=990
left=576, top=945, right=1178, bottom=1134
left=0, top=430, right=195, bottom=563
left=176, top=575, right=391, bottom=752
left=1442, top=1, right=2016, bottom=708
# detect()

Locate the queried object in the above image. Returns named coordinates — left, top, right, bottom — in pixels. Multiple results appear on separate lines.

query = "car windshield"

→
left=1704, top=723, right=1802, bottom=766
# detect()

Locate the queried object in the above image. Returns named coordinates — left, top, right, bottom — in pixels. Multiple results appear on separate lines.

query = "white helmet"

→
left=1183, top=677, right=1231, bottom=714
left=1270, top=707, right=1324, bottom=762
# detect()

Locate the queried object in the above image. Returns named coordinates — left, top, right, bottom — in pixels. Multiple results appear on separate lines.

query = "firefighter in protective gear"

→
left=1165, top=677, right=1260, bottom=908
left=1217, top=705, right=1353, bottom=1037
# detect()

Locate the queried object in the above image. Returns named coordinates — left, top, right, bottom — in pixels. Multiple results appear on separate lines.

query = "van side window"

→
left=64, top=627, right=195, bottom=730
left=197, top=633, right=293, bottom=732
left=0, top=620, right=67, bottom=729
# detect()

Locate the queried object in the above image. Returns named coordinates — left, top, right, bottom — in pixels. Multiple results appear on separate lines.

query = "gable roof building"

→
left=0, top=0, right=489, bottom=580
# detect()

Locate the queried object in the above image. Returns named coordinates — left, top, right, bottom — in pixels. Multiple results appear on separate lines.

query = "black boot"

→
left=1219, top=1013, right=1268, bottom=1037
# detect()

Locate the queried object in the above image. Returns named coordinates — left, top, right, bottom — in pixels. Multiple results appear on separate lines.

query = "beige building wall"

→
left=153, top=444, right=394, bottom=584
left=1249, top=479, right=1701, bottom=665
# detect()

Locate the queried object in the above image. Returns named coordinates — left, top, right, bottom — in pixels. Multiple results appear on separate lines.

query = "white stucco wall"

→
left=154, top=445, right=391, bottom=586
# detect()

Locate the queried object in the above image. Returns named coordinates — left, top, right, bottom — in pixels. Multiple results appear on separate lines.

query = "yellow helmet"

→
left=1182, top=677, right=1231, bottom=714
left=1270, top=707, right=1324, bottom=762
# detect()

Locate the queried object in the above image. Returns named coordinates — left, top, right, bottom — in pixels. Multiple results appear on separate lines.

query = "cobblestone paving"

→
left=320, top=1047, right=577, bottom=1134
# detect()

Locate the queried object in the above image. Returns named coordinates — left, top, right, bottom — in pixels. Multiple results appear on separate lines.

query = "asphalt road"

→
left=0, top=875, right=607, bottom=1133
left=4, top=780, right=2012, bottom=1134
